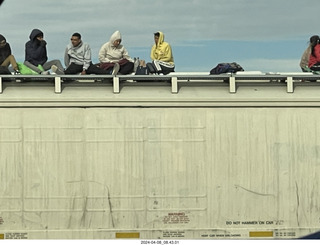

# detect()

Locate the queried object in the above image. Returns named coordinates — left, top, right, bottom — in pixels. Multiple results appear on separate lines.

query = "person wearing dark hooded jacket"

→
left=0, top=34, right=20, bottom=74
left=24, top=29, right=64, bottom=75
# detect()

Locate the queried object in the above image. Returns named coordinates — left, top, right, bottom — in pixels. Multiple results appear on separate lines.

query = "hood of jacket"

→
left=29, top=29, right=43, bottom=41
left=109, top=31, right=122, bottom=46
left=155, top=31, right=164, bottom=46
left=0, top=34, right=6, bottom=43
left=0, top=34, right=11, bottom=64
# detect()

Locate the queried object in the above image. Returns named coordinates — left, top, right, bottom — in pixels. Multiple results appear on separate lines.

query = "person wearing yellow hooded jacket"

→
left=147, top=31, right=175, bottom=75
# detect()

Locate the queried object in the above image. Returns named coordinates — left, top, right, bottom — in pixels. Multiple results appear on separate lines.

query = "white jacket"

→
left=98, top=30, right=133, bottom=63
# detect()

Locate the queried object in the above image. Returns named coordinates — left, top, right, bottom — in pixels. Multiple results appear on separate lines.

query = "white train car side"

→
left=0, top=75, right=320, bottom=239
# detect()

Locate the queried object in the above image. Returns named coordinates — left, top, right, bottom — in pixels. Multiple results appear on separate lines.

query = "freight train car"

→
left=0, top=74, right=319, bottom=239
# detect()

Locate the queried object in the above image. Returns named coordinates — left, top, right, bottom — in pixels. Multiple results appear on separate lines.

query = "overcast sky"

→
left=1, top=0, right=319, bottom=72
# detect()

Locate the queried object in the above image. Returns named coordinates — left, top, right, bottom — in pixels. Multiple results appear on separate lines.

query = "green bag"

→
left=17, top=62, right=44, bottom=75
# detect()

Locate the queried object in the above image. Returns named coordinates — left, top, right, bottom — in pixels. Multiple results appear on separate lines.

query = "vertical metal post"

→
left=171, top=76, right=178, bottom=93
left=286, top=77, right=294, bottom=93
left=0, top=77, right=2, bottom=94
left=113, top=76, right=120, bottom=94
left=229, top=76, right=236, bottom=93
left=54, top=76, right=61, bottom=94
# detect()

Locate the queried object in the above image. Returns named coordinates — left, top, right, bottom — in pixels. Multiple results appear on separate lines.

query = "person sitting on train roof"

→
left=147, top=31, right=175, bottom=75
left=0, top=34, right=20, bottom=74
left=64, top=32, right=107, bottom=75
left=308, top=35, right=320, bottom=72
left=98, top=30, right=136, bottom=75
left=24, top=29, right=64, bottom=75
left=300, top=35, right=320, bottom=72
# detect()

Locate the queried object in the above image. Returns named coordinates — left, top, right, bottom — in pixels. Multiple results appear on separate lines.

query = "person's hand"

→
left=81, top=69, right=86, bottom=75
left=40, top=40, right=47, bottom=46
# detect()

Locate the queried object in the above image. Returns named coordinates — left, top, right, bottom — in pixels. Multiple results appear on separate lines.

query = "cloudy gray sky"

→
left=1, top=0, right=319, bottom=72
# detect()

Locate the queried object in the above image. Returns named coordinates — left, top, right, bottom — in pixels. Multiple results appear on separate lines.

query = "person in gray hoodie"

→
left=64, top=33, right=107, bottom=75
left=24, top=29, right=64, bottom=75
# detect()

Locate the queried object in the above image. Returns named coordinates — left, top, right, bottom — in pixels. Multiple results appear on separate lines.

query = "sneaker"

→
left=41, top=71, right=50, bottom=75
left=14, top=70, right=21, bottom=75
left=51, top=65, right=64, bottom=75
left=112, top=63, right=120, bottom=75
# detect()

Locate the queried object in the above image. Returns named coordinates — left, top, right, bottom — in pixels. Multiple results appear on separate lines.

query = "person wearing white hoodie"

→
left=99, top=30, right=134, bottom=75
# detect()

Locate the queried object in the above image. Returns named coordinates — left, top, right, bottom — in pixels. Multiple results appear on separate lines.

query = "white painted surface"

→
left=0, top=107, right=319, bottom=239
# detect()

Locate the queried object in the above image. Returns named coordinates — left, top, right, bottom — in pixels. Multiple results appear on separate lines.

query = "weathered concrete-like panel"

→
left=0, top=108, right=319, bottom=239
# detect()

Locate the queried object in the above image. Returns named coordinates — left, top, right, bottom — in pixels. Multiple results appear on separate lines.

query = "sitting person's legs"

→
left=86, top=63, right=109, bottom=75
left=64, top=63, right=83, bottom=74
left=24, top=60, right=43, bottom=74
left=119, top=62, right=134, bottom=75
left=43, top=60, right=65, bottom=74
left=153, top=60, right=174, bottom=74
left=1, top=55, right=19, bottom=72
left=310, top=63, right=320, bottom=71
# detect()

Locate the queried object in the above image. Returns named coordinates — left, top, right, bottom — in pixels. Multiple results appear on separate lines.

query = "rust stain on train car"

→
left=249, top=231, right=273, bottom=237
left=115, top=232, right=140, bottom=239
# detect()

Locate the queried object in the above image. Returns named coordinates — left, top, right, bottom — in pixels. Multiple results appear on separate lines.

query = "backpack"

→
left=210, top=62, right=244, bottom=74
left=135, top=66, right=149, bottom=75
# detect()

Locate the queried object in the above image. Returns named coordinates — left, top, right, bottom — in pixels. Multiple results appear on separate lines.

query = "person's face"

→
left=0, top=40, right=6, bottom=48
left=154, top=35, right=159, bottom=45
left=71, top=36, right=81, bottom=47
left=113, top=39, right=121, bottom=47
left=36, top=35, right=43, bottom=41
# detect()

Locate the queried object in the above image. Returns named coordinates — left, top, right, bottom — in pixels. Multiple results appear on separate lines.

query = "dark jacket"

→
left=0, top=34, right=12, bottom=65
left=25, top=29, right=47, bottom=66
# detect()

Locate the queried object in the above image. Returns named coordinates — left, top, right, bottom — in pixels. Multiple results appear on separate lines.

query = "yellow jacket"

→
left=150, top=31, right=174, bottom=64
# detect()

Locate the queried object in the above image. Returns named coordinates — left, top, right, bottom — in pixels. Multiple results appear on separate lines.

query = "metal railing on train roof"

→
left=1, top=72, right=320, bottom=94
